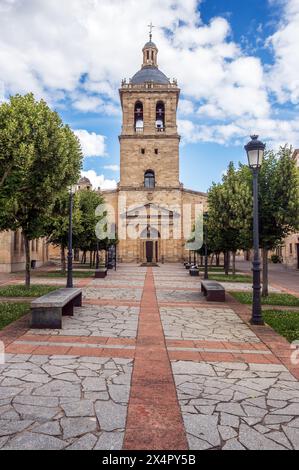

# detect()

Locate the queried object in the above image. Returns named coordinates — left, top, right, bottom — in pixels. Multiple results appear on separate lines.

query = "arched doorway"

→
left=140, top=226, right=160, bottom=263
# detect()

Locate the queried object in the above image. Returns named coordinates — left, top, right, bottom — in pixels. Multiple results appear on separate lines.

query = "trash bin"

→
left=31, top=260, right=37, bottom=269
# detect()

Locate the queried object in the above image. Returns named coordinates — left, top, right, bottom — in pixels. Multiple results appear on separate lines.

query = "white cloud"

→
left=103, top=165, right=120, bottom=172
left=178, top=99, right=195, bottom=116
left=267, top=0, right=299, bottom=104
left=179, top=117, right=299, bottom=148
left=81, top=170, right=117, bottom=191
left=0, top=0, right=270, bottom=120
left=0, top=0, right=298, bottom=147
left=74, top=129, right=106, bottom=157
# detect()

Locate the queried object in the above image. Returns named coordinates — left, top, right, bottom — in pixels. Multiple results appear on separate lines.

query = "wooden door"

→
left=146, top=241, right=154, bottom=263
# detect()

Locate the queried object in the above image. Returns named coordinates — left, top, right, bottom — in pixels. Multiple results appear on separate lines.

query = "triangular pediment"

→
left=121, top=203, right=180, bottom=219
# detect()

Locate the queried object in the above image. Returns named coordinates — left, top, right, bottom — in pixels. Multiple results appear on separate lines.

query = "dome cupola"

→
left=130, top=27, right=170, bottom=86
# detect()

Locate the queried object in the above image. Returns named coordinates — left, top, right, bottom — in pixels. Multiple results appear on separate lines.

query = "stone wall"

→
left=0, top=230, right=49, bottom=273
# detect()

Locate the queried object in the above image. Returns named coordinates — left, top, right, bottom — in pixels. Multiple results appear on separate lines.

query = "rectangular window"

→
left=155, top=149, right=159, bottom=155
left=141, top=149, right=145, bottom=155
left=290, top=243, right=293, bottom=255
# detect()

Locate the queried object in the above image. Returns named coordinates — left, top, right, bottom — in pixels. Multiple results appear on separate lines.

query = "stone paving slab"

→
left=0, top=263, right=298, bottom=450
left=27, top=305, right=140, bottom=339
left=157, top=290, right=204, bottom=303
left=172, top=360, right=299, bottom=450
left=90, top=279, right=145, bottom=287
left=0, top=354, right=133, bottom=450
left=84, top=287, right=142, bottom=302
left=161, top=307, right=261, bottom=343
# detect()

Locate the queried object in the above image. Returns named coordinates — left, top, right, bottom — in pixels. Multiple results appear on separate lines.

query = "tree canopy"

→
left=0, top=93, right=83, bottom=285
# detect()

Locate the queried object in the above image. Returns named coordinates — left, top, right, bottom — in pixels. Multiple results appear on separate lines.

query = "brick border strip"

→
left=123, top=268, right=188, bottom=450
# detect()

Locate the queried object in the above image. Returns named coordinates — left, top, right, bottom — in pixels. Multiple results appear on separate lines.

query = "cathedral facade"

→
left=103, top=39, right=207, bottom=263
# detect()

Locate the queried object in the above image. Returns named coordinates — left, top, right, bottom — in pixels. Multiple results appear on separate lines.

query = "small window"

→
left=144, top=170, right=155, bottom=189
left=147, top=51, right=149, bottom=60
left=141, top=149, right=145, bottom=155
left=151, top=51, right=154, bottom=61
left=290, top=243, right=293, bottom=255
left=155, top=149, right=159, bottom=155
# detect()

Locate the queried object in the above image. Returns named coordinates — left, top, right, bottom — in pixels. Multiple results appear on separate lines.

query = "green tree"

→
left=258, top=147, right=299, bottom=295
left=0, top=94, right=82, bottom=286
left=207, top=163, right=252, bottom=274
left=75, top=189, right=105, bottom=267
left=46, top=191, right=82, bottom=273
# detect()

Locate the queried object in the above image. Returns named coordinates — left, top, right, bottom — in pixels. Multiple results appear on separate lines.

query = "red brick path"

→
left=123, top=268, right=188, bottom=450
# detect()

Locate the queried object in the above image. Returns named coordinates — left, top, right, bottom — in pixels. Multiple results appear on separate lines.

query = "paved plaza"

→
left=0, top=264, right=298, bottom=450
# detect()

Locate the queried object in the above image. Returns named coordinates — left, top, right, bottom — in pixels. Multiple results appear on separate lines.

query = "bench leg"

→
left=207, top=292, right=226, bottom=302
left=73, top=293, right=82, bottom=308
left=62, top=302, right=74, bottom=317
left=31, top=308, right=62, bottom=329
left=201, top=287, right=207, bottom=296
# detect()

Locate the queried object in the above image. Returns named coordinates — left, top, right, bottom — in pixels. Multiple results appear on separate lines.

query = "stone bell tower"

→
left=119, top=37, right=181, bottom=190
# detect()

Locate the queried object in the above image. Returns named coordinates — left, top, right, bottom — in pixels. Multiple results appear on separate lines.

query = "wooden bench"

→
left=201, top=280, right=225, bottom=302
left=31, top=288, right=83, bottom=329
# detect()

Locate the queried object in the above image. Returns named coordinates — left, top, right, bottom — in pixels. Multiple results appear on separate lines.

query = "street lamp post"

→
left=203, top=212, right=209, bottom=280
left=67, top=186, right=76, bottom=289
left=245, top=135, right=266, bottom=325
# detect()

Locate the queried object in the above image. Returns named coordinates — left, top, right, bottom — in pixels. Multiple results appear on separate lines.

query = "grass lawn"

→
left=208, top=274, right=252, bottom=283
left=263, top=310, right=299, bottom=343
left=230, top=291, right=299, bottom=307
left=0, top=303, right=30, bottom=330
left=197, top=267, right=229, bottom=273
left=0, top=285, right=58, bottom=298
left=34, top=271, right=94, bottom=279
left=74, top=264, right=105, bottom=270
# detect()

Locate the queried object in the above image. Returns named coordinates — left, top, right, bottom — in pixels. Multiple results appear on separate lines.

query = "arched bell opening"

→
left=135, top=101, right=144, bottom=131
left=156, top=101, right=165, bottom=131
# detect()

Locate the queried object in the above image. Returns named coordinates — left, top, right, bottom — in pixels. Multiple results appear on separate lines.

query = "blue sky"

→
left=1, top=0, right=299, bottom=192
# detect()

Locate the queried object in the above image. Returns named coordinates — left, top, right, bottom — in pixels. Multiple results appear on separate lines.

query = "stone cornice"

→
left=119, top=134, right=181, bottom=141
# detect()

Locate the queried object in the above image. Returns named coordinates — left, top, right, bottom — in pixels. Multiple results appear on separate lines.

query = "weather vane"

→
left=148, top=22, right=155, bottom=41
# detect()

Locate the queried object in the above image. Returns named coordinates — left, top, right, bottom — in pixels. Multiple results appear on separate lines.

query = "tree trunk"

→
left=262, top=248, right=269, bottom=297
left=216, top=254, right=220, bottom=267
left=89, top=251, right=93, bottom=269
left=61, top=245, right=66, bottom=273
left=224, top=252, right=229, bottom=275
left=210, top=254, right=214, bottom=266
left=232, top=251, right=236, bottom=276
left=23, top=234, right=31, bottom=288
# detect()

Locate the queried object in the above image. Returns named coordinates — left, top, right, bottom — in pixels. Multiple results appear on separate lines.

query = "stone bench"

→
left=190, top=267, right=200, bottom=277
left=201, top=280, right=225, bottom=302
left=31, top=288, right=83, bottom=329
left=95, top=268, right=108, bottom=279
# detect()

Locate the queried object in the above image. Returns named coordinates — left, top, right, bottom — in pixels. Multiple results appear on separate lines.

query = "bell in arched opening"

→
left=135, top=101, right=144, bottom=131
left=156, top=101, right=165, bottom=131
